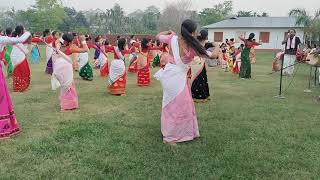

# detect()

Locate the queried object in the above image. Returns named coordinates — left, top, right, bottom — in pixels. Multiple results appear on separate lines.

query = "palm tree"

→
left=289, top=8, right=320, bottom=45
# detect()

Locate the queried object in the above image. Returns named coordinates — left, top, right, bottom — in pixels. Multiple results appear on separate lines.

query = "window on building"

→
left=214, top=32, right=223, bottom=42
left=259, top=32, right=270, bottom=43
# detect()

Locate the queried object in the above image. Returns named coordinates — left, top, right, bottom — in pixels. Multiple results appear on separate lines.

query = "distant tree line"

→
left=2, top=0, right=318, bottom=39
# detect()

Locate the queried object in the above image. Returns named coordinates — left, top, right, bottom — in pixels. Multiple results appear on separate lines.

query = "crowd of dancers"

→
left=0, top=20, right=264, bottom=145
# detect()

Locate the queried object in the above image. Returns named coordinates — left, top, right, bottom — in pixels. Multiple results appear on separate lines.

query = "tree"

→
left=0, top=8, right=19, bottom=28
left=289, top=8, right=320, bottom=44
left=236, top=11, right=269, bottom=17
left=58, top=7, right=89, bottom=33
left=237, top=11, right=254, bottom=17
left=199, top=1, right=233, bottom=26
left=142, top=6, right=160, bottom=33
left=31, top=0, right=65, bottom=31
left=157, top=0, right=195, bottom=33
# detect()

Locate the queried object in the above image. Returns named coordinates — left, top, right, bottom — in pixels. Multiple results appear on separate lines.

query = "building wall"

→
left=207, top=28, right=304, bottom=50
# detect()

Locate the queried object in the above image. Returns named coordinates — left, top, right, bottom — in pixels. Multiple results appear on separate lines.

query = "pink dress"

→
left=0, top=62, right=20, bottom=138
left=51, top=46, right=79, bottom=111
left=155, top=34, right=199, bottom=143
left=0, top=32, right=31, bottom=139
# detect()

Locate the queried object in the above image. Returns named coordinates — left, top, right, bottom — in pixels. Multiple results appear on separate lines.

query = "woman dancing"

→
left=154, top=19, right=211, bottom=145
left=106, top=38, right=133, bottom=96
left=51, top=33, right=89, bottom=112
left=239, top=33, right=261, bottom=79
left=78, top=34, right=94, bottom=81
left=137, top=38, right=151, bottom=87
left=190, top=29, right=211, bottom=103
left=11, top=26, right=31, bottom=92
left=0, top=31, right=31, bottom=139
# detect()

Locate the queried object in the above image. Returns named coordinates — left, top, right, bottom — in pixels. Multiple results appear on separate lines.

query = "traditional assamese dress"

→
left=250, top=47, right=257, bottom=64
left=128, top=42, right=140, bottom=73
left=30, top=37, right=41, bottom=64
left=11, top=41, right=31, bottom=92
left=0, top=32, right=31, bottom=139
left=232, top=51, right=242, bottom=74
left=106, top=46, right=132, bottom=95
left=51, top=45, right=81, bottom=111
left=239, top=37, right=261, bottom=79
left=45, top=35, right=54, bottom=74
left=154, top=34, right=200, bottom=143
left=152, top=46, right=161, bottom=67
left=95, top=45, right=108, bottom=77
left=137, top=48, right=151, bottom=87
left=72, top=38, right=80, bottom=71
left=190, top=56, right=210, bottom=102
left=78, top=41, right=94, bottom=81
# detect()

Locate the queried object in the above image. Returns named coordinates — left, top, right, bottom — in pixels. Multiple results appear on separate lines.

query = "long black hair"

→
left=117, top=38, right=126, bottom=51
left=13, top=25, right=24, bottom=37
left=52, top=31, right=59, bottom=37
left=247, top=33, right=255, bottom=41
left=141, top=38, right=149, bottom=50
left=62, top=33, right=74, bottom=45
left=204, top=42, right=214, bottom=50
left=43, top=29, right=50, bottom=37
left=181, top=19, right=208, bottom=57
left=5, top=28, right=12, bottom=36
left=197, top=29, right=208, bottom=42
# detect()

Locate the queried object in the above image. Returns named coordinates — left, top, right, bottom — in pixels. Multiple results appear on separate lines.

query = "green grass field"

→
left=1, top=47, right=320, bottom=179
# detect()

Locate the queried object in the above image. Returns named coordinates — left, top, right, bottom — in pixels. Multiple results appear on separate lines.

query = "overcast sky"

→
left=0, top=0, right=319, bottom=16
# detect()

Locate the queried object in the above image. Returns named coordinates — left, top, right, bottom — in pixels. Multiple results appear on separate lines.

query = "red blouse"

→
left=44, top=36, right=54, bottom=44
left=31, top=37, right=42, bottom=44
left=105, top=46, right=133, bottom=59
left=239, top=37, right=261, bottom=48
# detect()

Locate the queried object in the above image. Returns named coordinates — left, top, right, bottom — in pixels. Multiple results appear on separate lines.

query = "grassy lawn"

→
left=1, top=47, right=320, bottom=179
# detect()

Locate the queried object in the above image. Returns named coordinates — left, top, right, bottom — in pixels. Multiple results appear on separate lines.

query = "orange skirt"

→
left=137, top=65, right=150, bottom=86
left=108, top=73, right=126, bottom=95
left=13, top=59, right=30, bottom=92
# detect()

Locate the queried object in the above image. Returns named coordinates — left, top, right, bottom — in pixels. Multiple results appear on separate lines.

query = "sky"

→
left=0, top=0, right=319, bottom=16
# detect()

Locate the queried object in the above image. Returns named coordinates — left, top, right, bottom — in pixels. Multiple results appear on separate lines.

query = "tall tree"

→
left=59, top=7, right=89, bottom=33
left=199, top=1, right=233, bottom=26
left=0, top=8, right=19, bottom=28
left=142, top=6, right=160, bottom=33
left=157, top=0, right=194, bottom=33
left=31, top=0, right=65, bottom=30
left=289, top=8, right=320, bottom=44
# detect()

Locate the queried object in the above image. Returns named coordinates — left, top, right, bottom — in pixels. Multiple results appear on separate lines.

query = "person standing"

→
left=44, top=29, right=54, bottom=74
left=78, top=34, right=94, bottom=81
left=0, top=31, right=31, bottom=139
left=154, top=19, right=211, bottom=145
left=191, top=29, right=211, bottom=103
left=30, top=33, right=41, bottom=64
left=250, top=39, right=257, bottom=64
left=11, top=26, right=32, bottom=92
left=106, top=38, right=133, bottom=96
left=51, top=33, right=89, bottom=112
left=239, top=33, right=261, bottom=79
left=282, top=29, right=301, bottom=76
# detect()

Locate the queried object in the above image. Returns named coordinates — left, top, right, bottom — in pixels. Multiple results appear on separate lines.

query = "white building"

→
left=203, top=17, right=304, bottom=50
